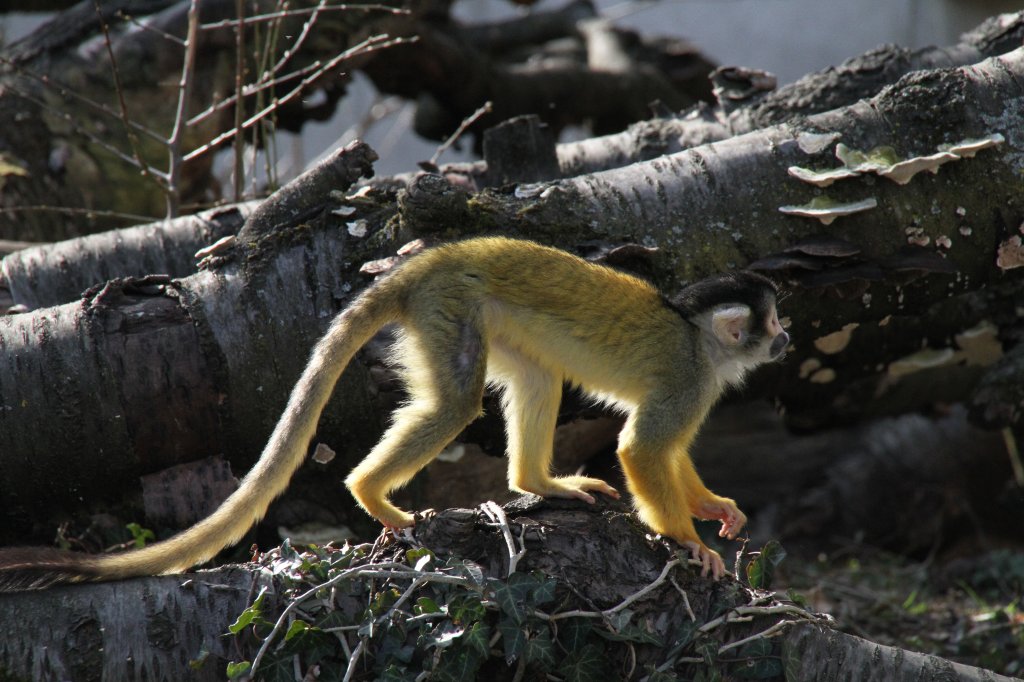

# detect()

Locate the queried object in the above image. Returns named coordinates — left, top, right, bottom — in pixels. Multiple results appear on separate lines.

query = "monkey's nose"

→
left=769, top=332, right=789, bottom=358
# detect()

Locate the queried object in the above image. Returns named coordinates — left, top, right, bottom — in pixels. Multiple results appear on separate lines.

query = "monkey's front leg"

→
left=616, top=409, right=733, bottom=579
left=677, top=456, right=747, bottom=540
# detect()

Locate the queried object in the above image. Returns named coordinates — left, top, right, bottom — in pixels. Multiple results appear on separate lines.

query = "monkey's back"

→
left=397, top=238, right=704, bottom=407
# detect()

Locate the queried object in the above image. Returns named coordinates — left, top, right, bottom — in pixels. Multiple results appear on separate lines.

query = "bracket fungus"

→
left=778, top=196, right=877, bottom=225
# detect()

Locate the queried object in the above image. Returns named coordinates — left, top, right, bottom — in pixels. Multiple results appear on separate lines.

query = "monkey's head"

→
left=670, top=271, right=789, bottom=387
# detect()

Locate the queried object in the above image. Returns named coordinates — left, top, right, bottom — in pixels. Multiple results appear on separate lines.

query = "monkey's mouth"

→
left=769, top=332, right=789, bottom=359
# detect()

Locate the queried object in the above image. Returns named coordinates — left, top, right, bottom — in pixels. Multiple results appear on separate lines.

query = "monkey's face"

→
left=687, top=273, right=788, bottom=387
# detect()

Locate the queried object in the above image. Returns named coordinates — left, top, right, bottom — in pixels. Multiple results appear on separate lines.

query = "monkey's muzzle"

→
left=769, top=331, right=789, bottom=359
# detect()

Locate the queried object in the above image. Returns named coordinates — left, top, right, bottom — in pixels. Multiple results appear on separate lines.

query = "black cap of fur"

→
left=666, top=271, right=778, bottom=322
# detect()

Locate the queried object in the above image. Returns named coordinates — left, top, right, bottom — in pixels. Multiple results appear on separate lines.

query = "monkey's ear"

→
left=710, top=305, right=751, bottom=346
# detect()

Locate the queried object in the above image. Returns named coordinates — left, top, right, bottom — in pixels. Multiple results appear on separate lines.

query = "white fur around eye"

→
left=711, top=305, right=751, bottom=345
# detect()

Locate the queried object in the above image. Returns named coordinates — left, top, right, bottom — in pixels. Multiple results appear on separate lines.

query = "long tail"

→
left=0, top=278, right=404, bottom=591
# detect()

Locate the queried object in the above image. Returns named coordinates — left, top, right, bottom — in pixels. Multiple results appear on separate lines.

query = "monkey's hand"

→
left=516, top=475, right=620, bottom=505
left=693, top=497, right=747, bottom=540
left=681, top=540, right=727, bottom=580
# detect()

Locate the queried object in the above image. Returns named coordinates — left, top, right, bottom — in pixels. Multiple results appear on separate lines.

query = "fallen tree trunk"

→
left=0, top=500, right=1015, bottom=682
left=3, top=46, right=1024, bottom=536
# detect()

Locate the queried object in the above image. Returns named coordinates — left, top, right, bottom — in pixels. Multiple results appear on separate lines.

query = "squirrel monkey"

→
left=0, top=237, right=787, bottom=589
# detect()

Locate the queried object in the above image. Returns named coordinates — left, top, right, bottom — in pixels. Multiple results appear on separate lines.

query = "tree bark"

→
left=0, top=567, right=277, bottom=682
left=0, top=203, right=254, bottom=311
left=781, top=623, right=1019, bottom=682
left=0, top=500, right=1015, bottom=682
left=2, top=45, right=1023, bottom=537
left=557, top=11, right=1024, bottom=176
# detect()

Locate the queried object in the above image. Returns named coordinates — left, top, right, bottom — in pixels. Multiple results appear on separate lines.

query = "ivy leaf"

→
left=498, top=617, right=527, bottom=663
left=447, top=558, right=485, bottom=586
left=424, top=622, right=465, bottom=650
left=225, top=661, right=251, bottom=680
left=532, top=574, right=558, bottom=606
left=491, top=581, right=528, bottom=625
left=558, top=617, right=593, bottom=652
left=227, top=587, right=267, bottom=634
left=462, top=621, right=491, bottom=656
left=526, top=628, right=557, bottom=671
left=447, top=594, right=486, bottom=624
left=558, top=642, right=606, bottom=682
left=433, top=647, right=484, bottom=682
left=125, top=522, right=155, bottom=549
left=733, top=639, right=782, bottom=678
left=406, top=547, right=435, bottom=571
left=284, top=619, right=309, bottom=642
left=414, top=596, right=442, bottom=616
left=746, top=540, right=786, bottom=590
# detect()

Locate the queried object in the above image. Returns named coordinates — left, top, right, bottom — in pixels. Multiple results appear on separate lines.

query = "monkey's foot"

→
left=515, top=475, right=620, bottom=505
left=681, top=540, right=727, bottom=580
left=693, top=499, right=747, bottom=540
left=373, top=505, right=416, bottom=530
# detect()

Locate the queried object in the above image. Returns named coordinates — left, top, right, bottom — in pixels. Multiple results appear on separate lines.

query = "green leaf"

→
left=733, top=640, right=782, bottom=678
left=558, top=617, right=593, bottom=653
left=227, top=587, right=267, bottom=634
left=284, top=619, right=309, bottom=641
left=463, top=621, right=491, bottom=656
left=786, top=588, right=808, bottom=608
left=424, top=622, right=465, bottom=650
left=225, top=661, right=251, bottom=680
left=596, top=609, right=662, bottom=645
left=406, top=547, right=435, bottom=570
left=558, top=642, right=607, bottom=682
left=491, top=581, right=528, bottom=625
left=433, top=647, right=484, bottom=682
left=498, top=617, right=527, bottom=663
left=447, top=593, right=486, bottom=624
left=252, top=652, right=298, bottom=682
left=280, top=537, right=299, bottom=559
left=526, top=628, right=557, bottom=671
left=597, top=622, right=663, bottom=645
left=447, top=558, right=485, bottom=586
left=532, top=574, right=558, bottom=606
left=665, top=620, right=696, bottom=659
left=414, top=596, right=442, bottom=616
left=746, top=540, right=786, bottom=590
left=125, top=523, right=155, bottom=549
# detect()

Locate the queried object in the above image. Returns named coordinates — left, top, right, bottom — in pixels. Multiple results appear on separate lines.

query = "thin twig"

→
left=481, top=501, right=525, bottom=576
left=183, top=35, right=412, bottom=163
left=669, top=575, right=696, bottom=621
left=0, top=58, right=165, bottom=144
left=429, top=101, right=493, bottom=166
left=199, top=3, right=407, bottom=30
left=232, top=0, right=246, bottom=201
left=342, top=638, right=366, bottom=682
left=717, top=619, right=793, bottom=654
left=166, top=0, right=201, bottom=218
left=698, top=604, right=816, bottom=634
left=92, top=0, right=155, bottom=182
left=548, top=559, right=681, bottom=621
left=116, top=9, right=187, bottom=46
left=0, top=205, right=156, bottom=223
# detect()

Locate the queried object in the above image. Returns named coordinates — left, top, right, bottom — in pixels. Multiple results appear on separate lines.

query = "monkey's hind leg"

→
left=345, top=322, right=486, bottom=529
left=492, top=345, right=619, bottom=503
